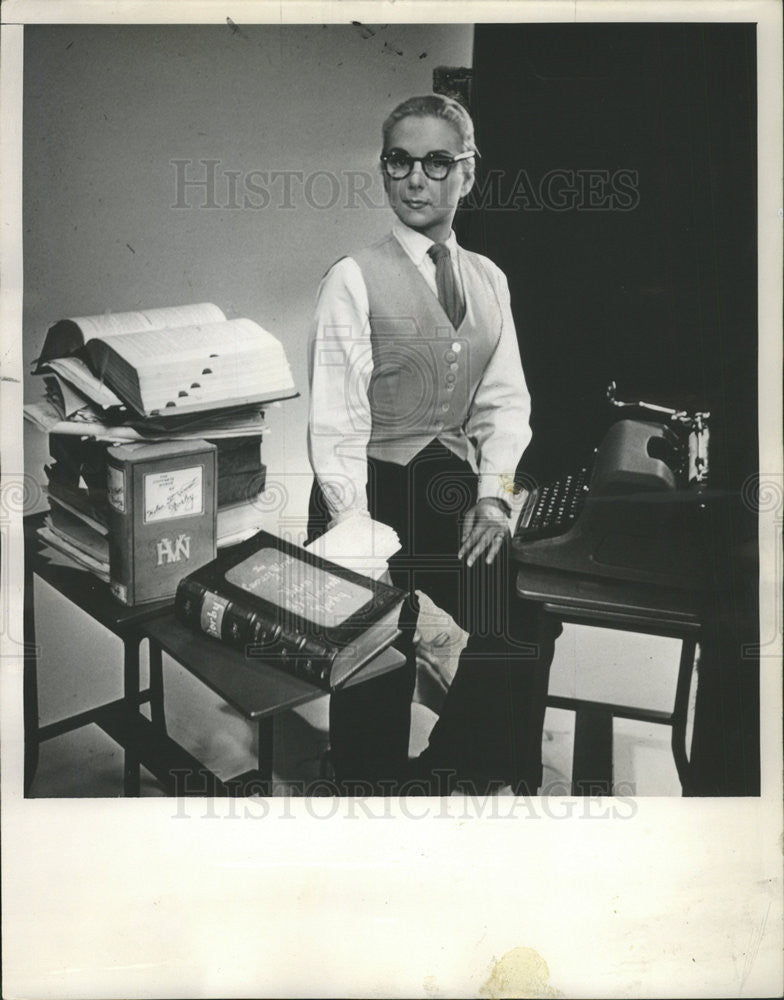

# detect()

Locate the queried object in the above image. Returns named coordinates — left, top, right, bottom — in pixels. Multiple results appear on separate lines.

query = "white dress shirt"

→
left=308, top=222, right=532, bottom=524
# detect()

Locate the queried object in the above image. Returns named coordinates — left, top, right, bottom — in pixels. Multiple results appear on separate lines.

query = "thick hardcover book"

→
left=36, top=302, right=297, bottom=419
left=49, top=432, right=264, bottom=509
left=106, top=439, right=217, bottom=605
left=212, top=435, right=264, bottom=476
left=218, top=466, right=267, bottom=507
left=174, top=531, right=406, bottom=690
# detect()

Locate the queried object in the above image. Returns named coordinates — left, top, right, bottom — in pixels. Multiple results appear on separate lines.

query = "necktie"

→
left=427, top=243, right=466, bottom=329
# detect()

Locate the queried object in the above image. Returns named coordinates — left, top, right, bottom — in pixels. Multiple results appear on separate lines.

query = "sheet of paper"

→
left=44, top=357, right=124, bottom=408
left=306, top=515, right=401, bottom=581
left=37, top=526, right=111, bottom=578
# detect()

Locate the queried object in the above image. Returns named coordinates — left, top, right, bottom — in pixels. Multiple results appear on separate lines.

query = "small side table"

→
left=516, top=565, right=703, bottom=795
left=141, top=616, right=406, bottom=796
left=24, top=513, right=172, bottom=796
left=25, top=514, right=406, bottom=796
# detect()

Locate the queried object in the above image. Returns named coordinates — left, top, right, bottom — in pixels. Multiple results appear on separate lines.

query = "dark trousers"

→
left=307, top=441, right=559, bottom=793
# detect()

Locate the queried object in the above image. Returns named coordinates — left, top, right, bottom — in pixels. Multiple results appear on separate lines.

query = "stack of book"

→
left=27, top=302, right=298, bottom=583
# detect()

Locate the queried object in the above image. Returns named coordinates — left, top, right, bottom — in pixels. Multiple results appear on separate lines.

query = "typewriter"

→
left=512, top=383, right=711, bottom=590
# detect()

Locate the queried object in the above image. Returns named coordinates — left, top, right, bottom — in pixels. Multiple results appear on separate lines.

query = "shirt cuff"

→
left=477, top=473, right=527, bottom=510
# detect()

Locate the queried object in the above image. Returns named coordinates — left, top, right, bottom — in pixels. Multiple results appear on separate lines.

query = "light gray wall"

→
left=23, top=23, right=474, bottom=530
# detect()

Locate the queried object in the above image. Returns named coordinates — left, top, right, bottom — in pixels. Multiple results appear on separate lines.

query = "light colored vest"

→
left=352, top=234, right=503, bottom=465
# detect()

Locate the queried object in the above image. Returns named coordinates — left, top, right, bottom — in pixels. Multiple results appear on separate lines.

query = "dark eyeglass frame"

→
left=380, top=148, right=475, bottom=180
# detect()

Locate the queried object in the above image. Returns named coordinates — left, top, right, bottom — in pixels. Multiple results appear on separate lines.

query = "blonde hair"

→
left=382, top=94, right=478, bottom=155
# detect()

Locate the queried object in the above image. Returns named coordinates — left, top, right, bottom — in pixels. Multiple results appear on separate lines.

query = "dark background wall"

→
left=464, top=23, right=757, bottom=492
left=464, top=23, right=759, bottom=794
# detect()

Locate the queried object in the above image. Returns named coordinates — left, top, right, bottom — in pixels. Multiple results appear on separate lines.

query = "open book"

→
left=36, top=302, right=298, bottom=419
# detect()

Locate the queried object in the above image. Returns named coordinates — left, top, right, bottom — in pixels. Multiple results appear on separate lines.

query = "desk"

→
left=516, top=564, right=702, bottom=795
left=24, top=513, right=171, bottom=796
left=142, top=617, right=404, bottom=795
left=25, top=514, right=405, bottom=797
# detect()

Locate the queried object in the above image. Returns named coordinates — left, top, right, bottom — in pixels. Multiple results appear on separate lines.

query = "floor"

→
left=27, top=704, right=682, bottom=798
left=28, top=588, right=685, bottom=797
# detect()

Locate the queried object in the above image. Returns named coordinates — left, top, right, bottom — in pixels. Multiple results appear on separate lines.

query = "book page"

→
left=86, top=318, right=296, bottom=414
left=36, top=525, right=110, bottom=578
left=89, top=318, right=273, bottom=368
left=22, top=398, right=66, bottom=433
left=36, top=302, right=227, bottom=366
left=72, top=302, right=225, bottom=343
left=43, top=372, right=90, bottom=417
left=46, top=509, right=109, bottom=562
left=45, top=357, right=124, bottom=409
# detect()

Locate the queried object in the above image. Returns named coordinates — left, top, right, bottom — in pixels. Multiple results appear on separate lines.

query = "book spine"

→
left=217, top=466, right=266, bottom=507
left=245, top=612, right=335, bottom=688
left=106, top=457, right=133, bottom=604
left=213, top=436, right=264, bottom=475
left=174, top=578, right=337, bottom=689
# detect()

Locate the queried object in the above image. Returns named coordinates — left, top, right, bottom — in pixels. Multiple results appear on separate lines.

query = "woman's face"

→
left=383, top=115, right=474, bottom=243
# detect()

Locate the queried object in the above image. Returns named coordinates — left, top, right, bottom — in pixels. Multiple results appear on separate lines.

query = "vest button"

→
left=435, top=421, right=444, bottom=431
left=445, top=373, right=456, bottom=384
left=449, top=362, right=459, bottom=372
left=444, top=350, right=457, bottom=363
left=451, top=341, right=462, bottom=354
left=440, top=402, right=450, bottom=412
left=445, top=384, right=455, bottom=392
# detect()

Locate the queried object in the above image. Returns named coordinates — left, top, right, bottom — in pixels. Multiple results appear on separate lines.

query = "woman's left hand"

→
left=458, top=498, right=510, bottom=566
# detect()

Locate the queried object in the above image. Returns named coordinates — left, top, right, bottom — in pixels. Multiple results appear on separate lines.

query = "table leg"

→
left=123, top=638, right=141, bottom=797
left=148, top=639, right=167, bottom=734
left=572, top=704, right=614, bottom=796
left=23, top=573, right=39, bottom=796
left=256, top=717, right=274, bottom=797
left=671, top=637, right=697, bottom=795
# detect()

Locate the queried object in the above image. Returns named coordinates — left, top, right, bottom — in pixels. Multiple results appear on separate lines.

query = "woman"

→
left=307, top=94, right=557, bottom=795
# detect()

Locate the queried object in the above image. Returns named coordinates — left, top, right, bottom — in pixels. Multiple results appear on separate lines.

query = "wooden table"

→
left=25, top=513, right=405, bottom=797
left=142, top=615, right=404, bottom=796
left=24, top=513, right=170, bottom=795
left=516, top=564, right=702, bottom=796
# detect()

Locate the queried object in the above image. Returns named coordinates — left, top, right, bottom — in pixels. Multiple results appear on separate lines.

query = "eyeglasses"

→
left=380, top=148, right=475, bottom=181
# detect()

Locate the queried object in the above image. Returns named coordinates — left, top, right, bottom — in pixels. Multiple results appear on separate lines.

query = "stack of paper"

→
left=38, top=503, right=110, bottom=582
left=306, top=515, right=401, bottom=581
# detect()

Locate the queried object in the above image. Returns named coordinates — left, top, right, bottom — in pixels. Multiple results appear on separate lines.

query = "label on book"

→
left=174, top=528, right=406, bottom=691
left=144, top=466, right=203, bottom=523
left=107, top=464, right=125, bottom=512
left=200, top=592, right=230, bottom=638
left=107, top=440, right=217, bottom=605
left=225, top=548, right=374, bottom=628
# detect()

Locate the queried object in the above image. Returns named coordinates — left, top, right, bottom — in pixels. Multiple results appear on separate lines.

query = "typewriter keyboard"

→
left=515, top=468, right=591, bottom=542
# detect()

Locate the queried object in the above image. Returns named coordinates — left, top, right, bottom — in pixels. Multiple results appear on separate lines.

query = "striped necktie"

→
left=428, top=243, right=466, bottom=329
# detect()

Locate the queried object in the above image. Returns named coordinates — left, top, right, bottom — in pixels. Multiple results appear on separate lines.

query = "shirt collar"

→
left=392, top=222, right=459, bottom=267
